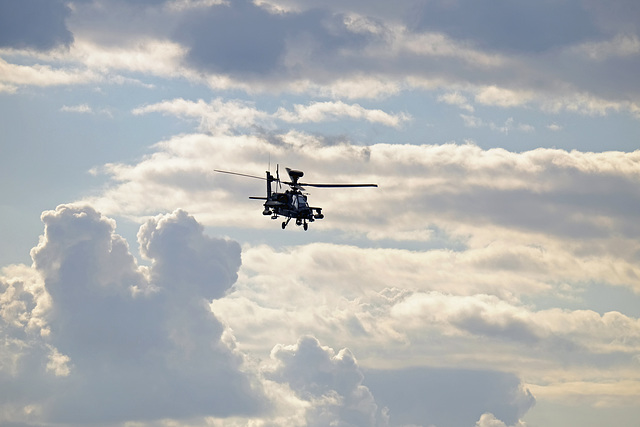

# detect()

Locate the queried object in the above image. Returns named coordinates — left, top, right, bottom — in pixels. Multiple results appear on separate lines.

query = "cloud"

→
left=172, top=0, right=375, bottom=78
left=173, top=0, right=288, bottom=76
left=274, top=101, right=411, bottom=127
left=132, top=98, right=410, bottom=134
left=438, top=91, right=475, bottom=112
left=217, top=241, right=640, bottom=358
left=166, top=0, right=228, bottom=12
left=60, top=103, right=93, bottom=113
left=210, top=240, right=640, bottom=419
left=132, top=98, right=272, bottom=134
left=0, top=57, right=101, bottom=88
left=1, top=205, right=266, bottom=425
left=363, top=367, right=534, bottom=427
left=1, top=0, right=638, bottom=116
left=60, top=103, right=114, bottom=117
left=71, top=38, right=188, bottom=78
left=85, top=131, right=640, bottom=249
left=475, top=412, right=528, bottom=427
left=267, top=335, right=389, bottom=427
left=0, top=0, right=73, bottom=51
left=573, top=33, right=640, bottom=60
left=460, top=115, right=535, bottom=134
left=137, top=208, right=242, bottom=300
left=407, top=0, right=601, bottom=53
left=2, top=205, right=556, bottom=426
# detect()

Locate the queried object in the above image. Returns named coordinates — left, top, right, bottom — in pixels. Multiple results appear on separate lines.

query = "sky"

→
left=1, top=0, right=639, bottom=426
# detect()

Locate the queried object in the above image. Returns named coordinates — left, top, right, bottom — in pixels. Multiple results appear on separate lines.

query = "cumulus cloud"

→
left=267, top=336, right=389, bottom=427
left=475, top=412, right=528, bottom=427
left=0, top=205, right=265, bottom=425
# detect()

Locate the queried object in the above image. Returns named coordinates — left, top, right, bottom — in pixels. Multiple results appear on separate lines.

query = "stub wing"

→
left=250, top=197, right=286, bottom=208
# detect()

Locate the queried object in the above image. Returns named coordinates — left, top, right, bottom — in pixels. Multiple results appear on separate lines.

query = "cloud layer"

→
left=0, top=205, right=549, bottom=426
left=1, top=0, right=639, bottom=114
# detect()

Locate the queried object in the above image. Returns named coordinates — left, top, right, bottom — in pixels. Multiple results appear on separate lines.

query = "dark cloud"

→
left=363, top=367, right=535, bottom=427
left=1, top=205, right=265, bottom=425
left=407, top=0, right=601, bottom=53
left=0, top=0, right=73, bottom=50
left=584, top=0, right=640, bottom=34
left=175, top=0, right=287, bottom=75
left=174, top=0, right=371, bottom=77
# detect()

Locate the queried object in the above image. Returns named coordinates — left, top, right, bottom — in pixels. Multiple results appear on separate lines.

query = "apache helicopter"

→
left=214, top=166, right=377, bottom=230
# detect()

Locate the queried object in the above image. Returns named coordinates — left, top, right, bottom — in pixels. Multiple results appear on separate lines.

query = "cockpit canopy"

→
left=292, top=194, right=308, bottom=209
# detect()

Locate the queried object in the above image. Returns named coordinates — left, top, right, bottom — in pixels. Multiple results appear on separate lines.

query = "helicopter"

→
left=214, top=166, right=377, bottom=230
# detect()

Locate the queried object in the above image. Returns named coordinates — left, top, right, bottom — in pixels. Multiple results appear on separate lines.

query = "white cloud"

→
left=84, top=132, right=640, bottom=275
left=133, top=97, right=272, bottom=134
left=165, top=0, right=229, bottom=12
left=474, top=86, right=535, bottom=108
left=266, top=336, right=388, bottom=427
left=476, top=412, right=528, bottom=427
left=0, top=57, right=101, bottom=88
left=2, top=204, right=556, bottom=427
left=274, top=100, right=411, bottom=127
left=573, top=33, right=640, bottom=61
left=438, top=91, right=475, bottom=112
left=2, top=201, right=639, bottom=425
left=214, top=242, right=640, bottom=359
left=0, top=205, right=267, bottom=425
left=60, top=103, right=92, bottom=113
left=71, top=38, right=188, bottom=78
left=133, top=98, right=410, bottom=135
left=60, top=103, right=114, bottom=117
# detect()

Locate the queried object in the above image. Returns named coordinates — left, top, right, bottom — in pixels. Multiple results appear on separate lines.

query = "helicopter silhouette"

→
left=214, top=166, right=377, bottom=230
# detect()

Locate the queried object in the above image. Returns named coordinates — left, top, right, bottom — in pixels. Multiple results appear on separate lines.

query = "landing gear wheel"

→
left=282, top=221, right=286, bottom=229
left=303, top=223, right=308, bottom=231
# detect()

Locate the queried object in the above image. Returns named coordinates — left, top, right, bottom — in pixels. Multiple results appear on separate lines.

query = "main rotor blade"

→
left=298, top=182, right=378, bottom=188
left=214, top=169, right=266, bottom=181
